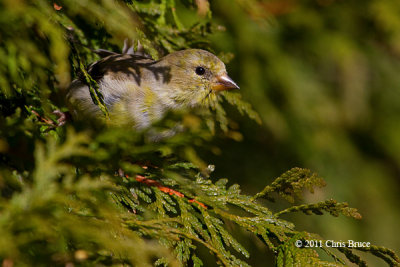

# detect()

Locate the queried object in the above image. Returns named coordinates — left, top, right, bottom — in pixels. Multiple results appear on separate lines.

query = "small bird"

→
left=67, top=43, right=239, bottom=129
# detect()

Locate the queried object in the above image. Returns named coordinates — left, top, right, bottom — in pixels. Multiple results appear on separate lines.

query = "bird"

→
left=66, top=42, right=239, bottom=129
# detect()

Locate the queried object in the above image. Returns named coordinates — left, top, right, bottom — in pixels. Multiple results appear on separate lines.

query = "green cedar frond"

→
left=70, top=41, right=110, bottom=118
left=353, top=245, right=400, bottom=266
left=337, top=247, right=367, bottom=267
left=275, top=199, right=362, bottom=219
left=277, top=237, right=341, bottom=267
left=222, top=92, right=262, bottom=124
left=252, top=167, right=326, bottom=202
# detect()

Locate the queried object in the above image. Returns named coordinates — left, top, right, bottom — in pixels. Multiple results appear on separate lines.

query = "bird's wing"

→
left=86, top=54, right=154, bottom=81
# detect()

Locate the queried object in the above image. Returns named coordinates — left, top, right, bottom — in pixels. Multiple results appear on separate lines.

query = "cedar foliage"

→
left=0, top=0, right=399, bottom=266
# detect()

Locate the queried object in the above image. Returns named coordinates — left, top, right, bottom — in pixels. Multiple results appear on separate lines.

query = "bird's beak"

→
left=211, top=74, right=240, bottom=91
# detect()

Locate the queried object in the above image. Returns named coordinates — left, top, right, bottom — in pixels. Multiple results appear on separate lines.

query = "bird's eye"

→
left=195, top=66, right=206, bottom=76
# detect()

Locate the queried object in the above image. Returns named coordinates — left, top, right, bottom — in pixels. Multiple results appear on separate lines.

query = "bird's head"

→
left=158, top=49, right=239, bottom=107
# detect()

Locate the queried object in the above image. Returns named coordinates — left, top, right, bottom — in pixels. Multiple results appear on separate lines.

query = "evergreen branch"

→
left=276, top=234, right=342, bottom=266
left=222, top=92, right=262, bottom=124
left=251, top=167, right=326, bottom=202
left=355, top=245, right=400, bottom=266
left=320, top=246, right=347, bottom=265
left=213, top=208, right=295, bottom=251
left=275, top=199, right=362, bottom=219
left=69, top=39, right=109, bottom=118
left=169, top=0, right=184, bottom=30
left=126, top=218, right=233, bottom=266
left=337, top=247, right=367, bottom=267
left=132, top=174, right=208, bottom=208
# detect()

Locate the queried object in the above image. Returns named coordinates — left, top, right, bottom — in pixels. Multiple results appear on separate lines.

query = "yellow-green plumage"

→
left=67, top=48, right=239, bottom=129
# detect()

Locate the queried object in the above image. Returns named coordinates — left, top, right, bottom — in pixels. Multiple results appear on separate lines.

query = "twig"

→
left=132, top=174, right=207, bottom=209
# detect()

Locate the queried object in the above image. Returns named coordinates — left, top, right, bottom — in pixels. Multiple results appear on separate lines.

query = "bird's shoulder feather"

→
left=84, top=54, right=156, bottom=82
